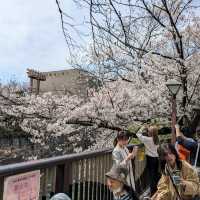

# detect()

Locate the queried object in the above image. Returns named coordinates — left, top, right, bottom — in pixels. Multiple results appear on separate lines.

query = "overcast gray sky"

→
left=0, top=0, right=79, bottom=84
left=0, top=1, right=199, bottom=84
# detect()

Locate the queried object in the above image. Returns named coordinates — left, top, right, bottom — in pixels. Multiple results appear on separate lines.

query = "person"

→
left=175, top=124, right=198, bottom=163
left=106, top=165, right=139, bottom=200
left=112, top=130, right=138, bottom=190
left=50, top=193, right=71, bottom=200
left=136, top=125, right=160, bottom=196
left=151, top=143, right=199, bottom=200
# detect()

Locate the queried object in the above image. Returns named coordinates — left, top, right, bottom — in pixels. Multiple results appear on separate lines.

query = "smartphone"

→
left=172, top=175, right=181, bottom=185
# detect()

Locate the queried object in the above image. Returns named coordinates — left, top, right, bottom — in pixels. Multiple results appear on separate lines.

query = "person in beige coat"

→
left=151, top=143, right=199, bottom=200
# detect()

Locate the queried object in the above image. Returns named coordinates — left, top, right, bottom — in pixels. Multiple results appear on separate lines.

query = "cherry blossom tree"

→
left=56, top=0, right=200, bottom=112
left=0, top=57, right=199, bottom=158
left=1, top=0, right=200, bottom=159
left=0, top=66, right=171, bottom=156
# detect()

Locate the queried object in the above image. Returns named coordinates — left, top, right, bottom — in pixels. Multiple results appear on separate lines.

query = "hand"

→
left=150, top=193, right=157, bottom=200
left=126, top=146, right=138, bottom=161
left=138, top=125, right=148, bottom=135
left=141, top=125, right=148, bottom=131
left=175, top=124, right=182, bottom=137
left=132, top=146, right=138, bottom=156
left=175, top=124, right=180, bottom=130
left=179, top=179, right=186, bottom=192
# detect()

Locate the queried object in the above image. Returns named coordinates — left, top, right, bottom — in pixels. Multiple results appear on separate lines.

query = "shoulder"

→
left=112, top=147, right=122, bottom=156
left=113, top=146, right=120, bottom=153
left=181, top=160, right=197, bottom=175
left=181, top=160, right=193, bottom=169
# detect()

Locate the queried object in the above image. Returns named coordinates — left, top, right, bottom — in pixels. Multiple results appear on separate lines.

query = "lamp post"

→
left=166, top=79, right=182, bottom=144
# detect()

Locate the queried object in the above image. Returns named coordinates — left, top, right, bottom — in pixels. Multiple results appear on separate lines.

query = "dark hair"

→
left=180, top=126, right=192, bottom=137
left=158, top=143, right=182, bottom=174
left=123, top=185, right=139, bottom=200
left=113, top=131, right=129, bottom=147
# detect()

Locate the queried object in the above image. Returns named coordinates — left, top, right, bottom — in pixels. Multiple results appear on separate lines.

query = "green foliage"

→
left=128, top=118, right=170, bottom=134
left=128, top=123, right=141, bottom=133
left=129, top=133, right=171, bottom=144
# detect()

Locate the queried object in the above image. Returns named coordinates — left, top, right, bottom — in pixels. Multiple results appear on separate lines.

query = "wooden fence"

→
left=0, top=144, right=149, bottom=200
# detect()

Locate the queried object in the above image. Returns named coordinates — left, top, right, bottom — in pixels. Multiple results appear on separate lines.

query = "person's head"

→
left=106, top=165, right=128, bottom=194
left=148, top=125, right=159, bottom=145
left=158, top=143, right=182, bottom=171
left=113, top=131, right=129, bottom=147
left=180, top=126, right=192, bottom=137
left=50, top=193, right=71, bottom=200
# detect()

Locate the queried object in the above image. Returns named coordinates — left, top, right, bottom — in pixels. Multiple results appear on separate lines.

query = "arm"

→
left=175, top=124, right=186, bottom=139
left=151, top=175, right=170, bottom=200
left=181, top=161, right=199, bottom=196
left=136, top=126, right=149, bottom=143
left=112, top=147, right=137, bottom=166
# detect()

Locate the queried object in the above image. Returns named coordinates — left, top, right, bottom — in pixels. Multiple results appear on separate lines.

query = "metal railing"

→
left=0, top=144, right=149, bottom=200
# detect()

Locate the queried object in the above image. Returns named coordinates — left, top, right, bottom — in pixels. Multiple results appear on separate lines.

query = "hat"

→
left=50, top=193, right=71, bottom=200
left=105, top=165, right=128, bottom=185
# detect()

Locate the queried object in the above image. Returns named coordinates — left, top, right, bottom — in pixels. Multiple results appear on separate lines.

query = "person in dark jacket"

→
left=175, top=124, right=198, bottom=164
left=106, top=164, right=139, bottom=200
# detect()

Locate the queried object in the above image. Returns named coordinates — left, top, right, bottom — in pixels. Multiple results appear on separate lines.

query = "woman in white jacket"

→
left=136, top=125, right=160, bottom=196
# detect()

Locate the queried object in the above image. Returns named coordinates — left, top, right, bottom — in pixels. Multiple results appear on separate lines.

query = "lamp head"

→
left=166, top=79, right=181, bottom=96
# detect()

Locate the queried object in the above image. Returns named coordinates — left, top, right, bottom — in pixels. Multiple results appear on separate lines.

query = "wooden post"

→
left=63, top=163, right=72, bottom=193
left=55, top=165, right=65, bottom=193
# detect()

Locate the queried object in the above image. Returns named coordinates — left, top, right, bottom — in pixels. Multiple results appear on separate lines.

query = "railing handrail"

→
left=0, top=144, right=141, bottom=177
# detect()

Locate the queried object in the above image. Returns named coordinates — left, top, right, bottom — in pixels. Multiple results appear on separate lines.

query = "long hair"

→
left=113, top=130, right=129, bottom=147
left=148, top=126, right=159, bottom=145
left=158, top=143, right=182, bottom=174
left=113, top=138, right=118, bottom=147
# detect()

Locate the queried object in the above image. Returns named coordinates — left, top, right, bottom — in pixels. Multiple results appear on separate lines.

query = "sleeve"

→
left=136, top=133, right=148, bottom=143
left=151, top=175, right=170, bottom=200
left=177, top=136, right=197, bottom=151
left=112, top=150, right=127, bottom=167
left=181, top=161, right=199, bottom=196
left=136, top=127, right=149, bottom=143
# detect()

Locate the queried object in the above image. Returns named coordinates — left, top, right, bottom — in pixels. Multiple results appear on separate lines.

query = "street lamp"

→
left=166, top=79, right=182, bottom=144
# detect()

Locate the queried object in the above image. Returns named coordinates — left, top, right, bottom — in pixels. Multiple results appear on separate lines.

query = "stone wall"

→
left=32, top=69, right=93, bottom=97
